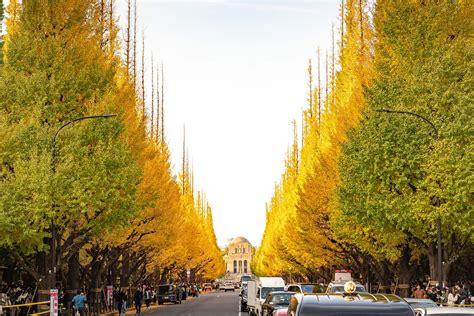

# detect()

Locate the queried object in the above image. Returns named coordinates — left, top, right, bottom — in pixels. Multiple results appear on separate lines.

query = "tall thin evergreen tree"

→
left=151, top=54, right=154, bottom=138
left=125, top=0, right=131, bottom=80
left=317, top=47, right=321, bottom=130
left=307, top=59, right=313, bottom=118
left=156, top=64, right=160, bottom=142
left=133, top=0, right=137, bottom=86
left=161, top=63, right=165, bottom=140
left=141, top=29, right=145, bottom=121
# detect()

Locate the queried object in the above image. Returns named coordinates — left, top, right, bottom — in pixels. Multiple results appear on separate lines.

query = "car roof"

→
left=269, top=291, right=296, bottom=295
left=298, top=293, right=414, bottom=315
left=423, top=307, right=474, bottom=314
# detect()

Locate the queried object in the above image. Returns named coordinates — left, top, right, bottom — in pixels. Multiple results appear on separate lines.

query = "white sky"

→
left=130, top=0, right=340, bottom=247
left=2, top=0, right=341, bottom=247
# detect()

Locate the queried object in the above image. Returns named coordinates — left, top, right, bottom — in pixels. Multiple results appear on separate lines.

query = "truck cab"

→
left=247, top=277, right=285, bottom=316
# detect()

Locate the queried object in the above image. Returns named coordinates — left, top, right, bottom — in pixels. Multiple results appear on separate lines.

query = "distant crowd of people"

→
left=0, top=281, right=34, bottom=316
left=412, top=282, right=474, bottom=305
left=0, top=281, right=208, bottom=316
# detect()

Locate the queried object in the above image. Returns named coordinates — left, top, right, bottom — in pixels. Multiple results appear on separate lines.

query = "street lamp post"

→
left=376, top=108, right=442, bottom=287
left=49, top=114, right=116, bottom=290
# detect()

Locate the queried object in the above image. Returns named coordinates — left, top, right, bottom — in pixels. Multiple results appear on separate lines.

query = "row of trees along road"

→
left=252, top=0, right=473, bottom=298
left=0, top=0, right=225, bottom=310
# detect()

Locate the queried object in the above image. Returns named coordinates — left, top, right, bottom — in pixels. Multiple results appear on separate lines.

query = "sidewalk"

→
left=100, top=295, right=200, bottom=316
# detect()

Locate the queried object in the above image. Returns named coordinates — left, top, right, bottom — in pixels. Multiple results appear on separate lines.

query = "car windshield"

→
left=271, top=293, right=292, bottom=306
left=262, top=287, right=284, bottom=299
left=241, top=276, right=252, bottom=282
left=301, top=284, right=325, bottom=293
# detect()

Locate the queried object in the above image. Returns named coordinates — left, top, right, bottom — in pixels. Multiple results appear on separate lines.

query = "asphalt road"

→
left=141, top=291, right=248, bottom=316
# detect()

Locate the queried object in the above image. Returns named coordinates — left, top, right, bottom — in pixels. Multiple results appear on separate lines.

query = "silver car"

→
left=414, top=307, right=474, bottom=316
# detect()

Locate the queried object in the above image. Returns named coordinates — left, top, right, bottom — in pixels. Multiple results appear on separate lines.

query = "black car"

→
left=262, top=291, right=295, bottom=316
left=287, top=292, right=415, bottom=316
left=157, top=284, right=181, bottom=305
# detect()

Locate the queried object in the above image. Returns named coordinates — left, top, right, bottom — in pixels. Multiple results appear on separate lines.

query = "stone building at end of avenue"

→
left=222, top=237, right=254, bottom=282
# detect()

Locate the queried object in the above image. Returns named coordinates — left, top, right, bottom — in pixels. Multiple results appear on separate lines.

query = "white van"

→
left=247, top=277, right=285, bottom=316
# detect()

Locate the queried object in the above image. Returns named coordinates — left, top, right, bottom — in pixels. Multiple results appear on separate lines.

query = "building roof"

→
left=229, top=236, right=250, bottom=245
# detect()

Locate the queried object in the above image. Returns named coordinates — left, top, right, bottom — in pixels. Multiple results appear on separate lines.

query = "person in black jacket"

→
left=134, top=288, right=143, bottom=315
left=115, top=290, right=127, bottom=316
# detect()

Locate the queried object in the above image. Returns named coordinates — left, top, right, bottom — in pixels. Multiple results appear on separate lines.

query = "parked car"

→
left=220, top=282, right=235, bottom=292
left=261, top=291, right=295, bottom=316
left=202, top=283, right=213, bottom=291
left=157, top=284, right=181, bottom=305
left=414, top=307, right=474, bottom=316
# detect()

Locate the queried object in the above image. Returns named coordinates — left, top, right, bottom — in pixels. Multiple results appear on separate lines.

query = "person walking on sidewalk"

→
left=144, top=287, right=152, bottom=308
left=72, top=290, right=87, bottom=316
left=134, top=287, right=143, bottom=315
left=116, top=290, right=127, bottom=316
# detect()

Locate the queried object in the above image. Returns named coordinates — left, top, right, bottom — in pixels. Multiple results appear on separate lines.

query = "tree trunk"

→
left=159, top=267, right=169, bottom=284
left=427, top=243, right=438, bottom=284
left=373, top=260, right=392, bottom=293
left=36, top=251, right=50, bottom=311
left=90, top=254, right=105, bottom=316
left=66, top=252, right=81, bottom=313
left=398, top=243, right=412, bottom=298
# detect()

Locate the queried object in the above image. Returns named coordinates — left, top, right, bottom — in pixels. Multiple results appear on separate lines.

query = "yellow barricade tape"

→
left=0, top=301, right=50, bottom=308
left=31, top=310, right=50, bottom=316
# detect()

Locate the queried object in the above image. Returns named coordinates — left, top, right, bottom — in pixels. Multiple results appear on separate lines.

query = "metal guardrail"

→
left=1, top=301, right=50, bottom=309
left=0, top=300, right=51, bottom=316
left=31, top=310, right=50, bottom=316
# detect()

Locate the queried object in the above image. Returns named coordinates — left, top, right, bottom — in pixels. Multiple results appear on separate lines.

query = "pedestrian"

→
left=177, top=286, right=183, bottom=304
left=447, top=287, right=458, bottom=306
left=144, top=287, right=152, bottom=308
left=116, top=290, right=127, bottom=316
left=457, top=284, right=469, bottom=305
left=133, top=287, right=143, bottom=315
left=413, top=285, right=426, bottom=299
left=427, top=287, right=437, bottom=302
left=72, top=290, right=87, bottom=316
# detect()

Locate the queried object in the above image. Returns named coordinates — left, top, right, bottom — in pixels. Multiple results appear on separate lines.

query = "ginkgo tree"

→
left=255, top=0, right=473, bottom=291
left=0, top=0, right=224, bottom=307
